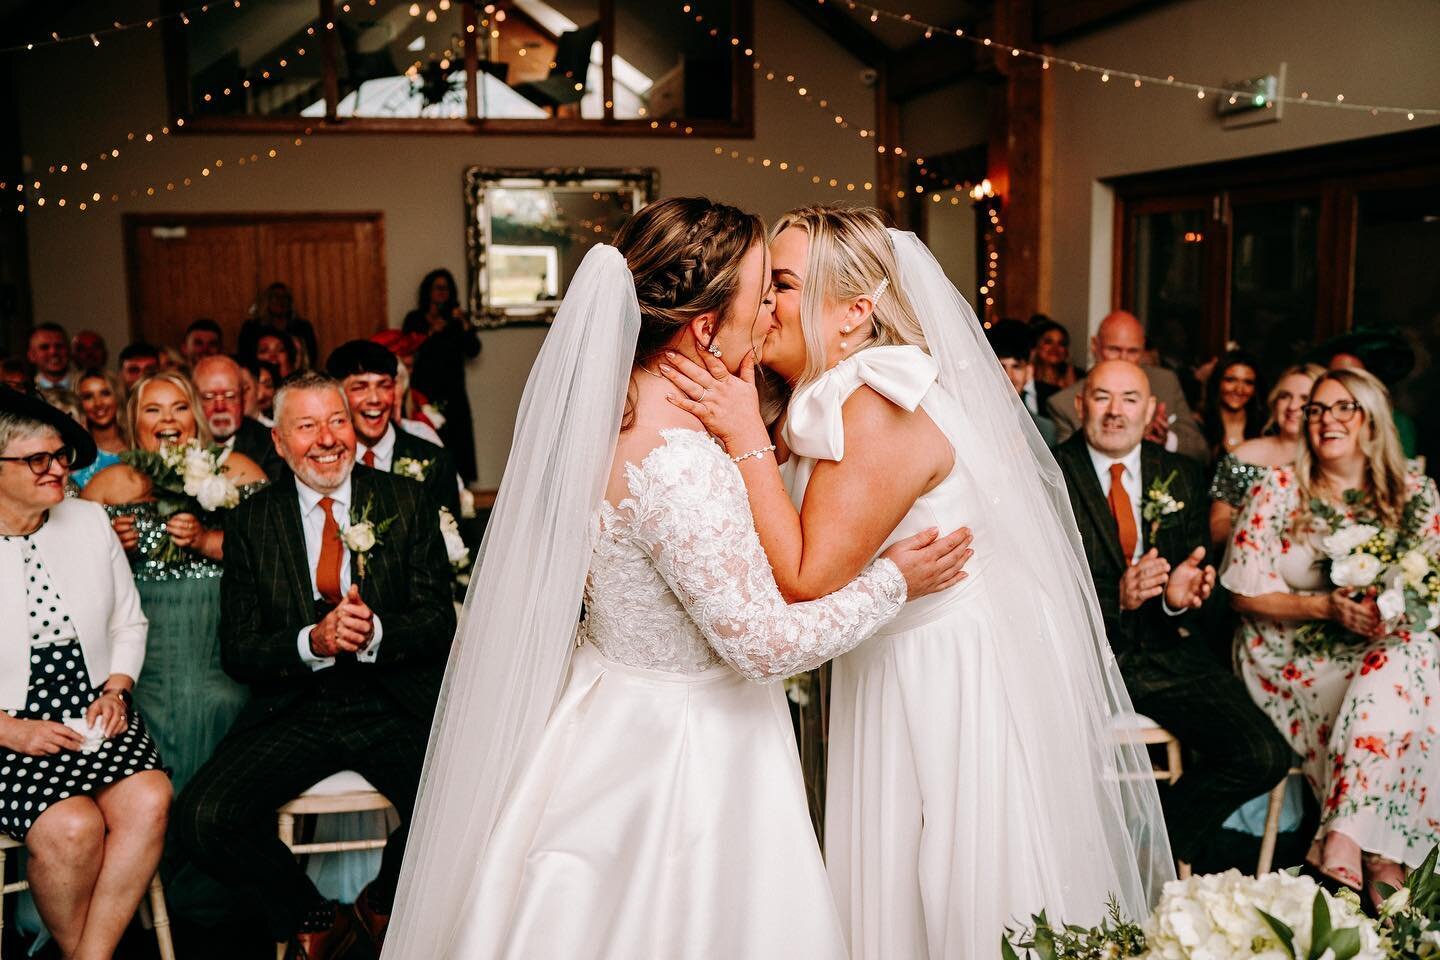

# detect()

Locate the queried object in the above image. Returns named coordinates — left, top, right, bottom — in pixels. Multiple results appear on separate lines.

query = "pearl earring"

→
left=840, top=324, right=853, bottom=334
left=708, top=344, right=722, bottom=359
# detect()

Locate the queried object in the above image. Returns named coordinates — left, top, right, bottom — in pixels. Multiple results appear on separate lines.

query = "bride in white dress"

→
left=381, top=198, right=972, bottom=959
left=663, top=207, right=1174, bottom=958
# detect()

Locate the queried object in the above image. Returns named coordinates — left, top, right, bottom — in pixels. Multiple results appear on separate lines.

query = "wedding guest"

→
left=118, top=343, right=161, bottom=391
left=249, top=325, right=296, bottom=380
left=1319, top=330, right=1420, bottom=458
left=193, top=355, right=286, bottom=481
left=326, top=340, right=461, bottom=518
left=181, top=319, right=223, bottom=368
left=70, top=330, right=108, bottom=372
left=1222, top=367, right=1440, bottom=903
left=402, top=269, right=481, bottom=484
left=1209, top=363, right=1324, bottom=553
left=1201, top=351, right=1265, bottom=463
left=239, top=282, right=318, bottom=371
left=1053, top=360, right=1292, bottom=866
left=1047, top=310, right=1209, bottom=462
left=1029, top=315, right=1081, bottom=390
left=1, top=357, right=34, bottom=394
left=28, top=324, right=73, bottom=391
left=987, top=318, right=1058, bottom=446
left=175, top=371, right=454, bottom=958
left=238, top=356, right=279, bottom=426
left=157, top=345, right=188, bottom=376
left=70, top=370, right=129, bottom=490
left=0, top=387, right=170, bottom=960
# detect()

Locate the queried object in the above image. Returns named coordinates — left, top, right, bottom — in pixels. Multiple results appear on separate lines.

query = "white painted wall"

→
left=15, top=0, right=877, bottom=487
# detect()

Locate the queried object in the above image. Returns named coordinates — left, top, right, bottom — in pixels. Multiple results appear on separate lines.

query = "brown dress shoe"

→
left=286, top=902, right=373, bottom=960
left=351, top=887, right=391, bottom=954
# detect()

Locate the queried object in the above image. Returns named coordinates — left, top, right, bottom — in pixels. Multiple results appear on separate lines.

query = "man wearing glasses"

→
left=193, top=355, right=286, bottom=481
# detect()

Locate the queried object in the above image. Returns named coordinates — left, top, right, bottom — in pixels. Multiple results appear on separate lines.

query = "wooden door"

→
left=125, top=213, right=386, bottom=361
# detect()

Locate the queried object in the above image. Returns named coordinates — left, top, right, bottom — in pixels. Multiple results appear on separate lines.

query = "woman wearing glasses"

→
left=1220, top=368, right=1440, bottom=904
left=0, top=388, right=171, bottom=960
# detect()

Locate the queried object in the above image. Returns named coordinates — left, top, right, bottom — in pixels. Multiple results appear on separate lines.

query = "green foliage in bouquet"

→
left=1002, top=898, right=1146, bottom=960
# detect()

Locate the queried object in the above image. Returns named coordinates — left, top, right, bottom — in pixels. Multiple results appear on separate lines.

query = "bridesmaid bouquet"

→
left=1003, top=849, right=1440, bottom=959
left=1295, top=489, right=1440, bottom=654
left=121, top=440, right=240, bottom=562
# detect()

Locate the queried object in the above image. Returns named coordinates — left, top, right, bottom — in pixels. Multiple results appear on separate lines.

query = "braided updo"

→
left=614, top=196, right=766, bottom=369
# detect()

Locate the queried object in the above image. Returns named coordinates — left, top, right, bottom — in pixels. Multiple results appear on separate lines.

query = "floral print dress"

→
left=1221, top=465, right=1440, bottom=886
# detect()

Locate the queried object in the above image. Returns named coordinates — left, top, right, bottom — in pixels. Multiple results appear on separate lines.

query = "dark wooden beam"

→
left=1035, top=0, right=1174, bottom=44
left=774, top=0, right=887, bottom=67
left=885, top=30, right=979, bottom=102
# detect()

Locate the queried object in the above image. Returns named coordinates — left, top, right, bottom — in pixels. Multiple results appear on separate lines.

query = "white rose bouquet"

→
left=121, top=439, right=242, bottom=562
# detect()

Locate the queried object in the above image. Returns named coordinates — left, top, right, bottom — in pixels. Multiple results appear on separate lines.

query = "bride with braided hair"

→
left=382, top=197, right=972, bottom=958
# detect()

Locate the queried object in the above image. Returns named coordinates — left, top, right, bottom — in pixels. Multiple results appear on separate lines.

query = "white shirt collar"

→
left=360, top=423, right=397, bottom=463
left=295, top=473, right=353, bottom=515
left=1085, top=441, right=1142, bottom=482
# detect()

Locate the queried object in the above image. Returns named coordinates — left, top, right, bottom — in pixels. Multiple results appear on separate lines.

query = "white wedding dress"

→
left=783, top=345, right=1141, bottom=959
left=447, top=428, right=907, bottom=959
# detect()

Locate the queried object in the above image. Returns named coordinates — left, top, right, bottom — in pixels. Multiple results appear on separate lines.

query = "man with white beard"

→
left=193, top=355, right=286, bottom=481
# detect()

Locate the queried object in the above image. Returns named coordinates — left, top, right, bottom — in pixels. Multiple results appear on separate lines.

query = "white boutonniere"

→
left=1142, top=470, right=1185, bottom=540
left=341, top=498, right=397, bottom=582
left=437, top=506, right=471, bottom=572
left=394, top=457, right=432, bottom=482
left=421, top=403, right=446, bottom=431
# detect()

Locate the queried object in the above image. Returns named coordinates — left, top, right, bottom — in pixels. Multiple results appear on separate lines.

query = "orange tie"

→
left=1108, top=463, right=1138, bottom=563
left=362, top=448, right=375, bottom=468
left=316, top=496, right=343, bottom=606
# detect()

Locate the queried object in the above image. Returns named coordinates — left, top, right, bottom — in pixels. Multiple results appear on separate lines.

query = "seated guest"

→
left=176, top=372, right=455, bottom=958
left=1047, top=310, right=1209, bottom=462
left=118, top=343, right=161, bottom=392
left=248, top=325, right=296, bottom=380
left=27, top=324, right=73, bottom=392
left=1201, top=351, right=1265, bottom=462
left=238, top=357, right=279, bottom=427
left=194, top=355, right=286, bottom=481
left=326, top=340, right=461, bottom=517
left=1029, top=314, right=1081, bottom=390
left=1315, top=328, right=1420, bottom=458
left=986, top=318, right=1058, bottom=446
left=1, top=357, right=35, bottom=394
left=70, top=330, right=108, bottom=372
left=71, top=369, right=129, bottom=490
left=1053, top=360, right=1292, bottom=866
left=0, top=388, right=171, bottom=959
left=1222, top=367, right=1440, bottom=903
left=1209, top=363, right=1324, bottom=553
left=181, top=318, right=224, bottom=369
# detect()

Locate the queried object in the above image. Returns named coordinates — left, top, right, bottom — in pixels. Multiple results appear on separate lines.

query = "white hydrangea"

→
left=1321, top=523, right=1380, bottom=560
left=1331, top=552, right=1383, bottom=588
left=1144, top=869, right=1384, bottom=960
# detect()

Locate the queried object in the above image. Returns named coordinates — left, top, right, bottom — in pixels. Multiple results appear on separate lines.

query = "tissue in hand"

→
left=62, top=716, right=107, bottom=754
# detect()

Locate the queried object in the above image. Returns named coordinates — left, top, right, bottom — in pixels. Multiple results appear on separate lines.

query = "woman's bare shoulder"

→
left=80, top=462, right=150, bottom=504
left=223, top=452, right=269, bottom=485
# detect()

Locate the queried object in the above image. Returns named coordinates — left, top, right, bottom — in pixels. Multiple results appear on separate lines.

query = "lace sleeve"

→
left=623, top=431, right=906, bottom=681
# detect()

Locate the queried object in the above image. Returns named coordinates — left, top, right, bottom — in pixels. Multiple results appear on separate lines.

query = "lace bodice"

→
left=581, top=429, right=906, bottom=678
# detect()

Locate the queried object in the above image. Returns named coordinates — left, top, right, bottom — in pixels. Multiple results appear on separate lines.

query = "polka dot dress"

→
left=0, top=534, right=164, bottom=840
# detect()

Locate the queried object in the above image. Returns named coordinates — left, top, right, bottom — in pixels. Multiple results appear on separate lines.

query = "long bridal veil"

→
left=888, top=229, right=1175, bottom=916
left=382, top=245, right=641, bottom=958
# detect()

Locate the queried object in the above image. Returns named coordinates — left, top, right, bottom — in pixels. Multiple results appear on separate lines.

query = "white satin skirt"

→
left=450, top=643, right=848, bottom=959
left=825, top=604, right=1106, bottom=959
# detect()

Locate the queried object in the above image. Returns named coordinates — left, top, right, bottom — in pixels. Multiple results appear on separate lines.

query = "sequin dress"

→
left=0, top=533, right=163, bottom=840
left=1208, top=452, right=1269, bottom=509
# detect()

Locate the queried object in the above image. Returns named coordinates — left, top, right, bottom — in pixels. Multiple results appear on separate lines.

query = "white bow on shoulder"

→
left=781, top=345, right=939, bottom=462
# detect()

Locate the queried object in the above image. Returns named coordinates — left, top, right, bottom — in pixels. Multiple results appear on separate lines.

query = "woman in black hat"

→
left=0, top=387, right=170, bottom=959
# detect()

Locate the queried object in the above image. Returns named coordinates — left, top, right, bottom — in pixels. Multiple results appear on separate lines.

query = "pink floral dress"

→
left=1220, top=465, right=1440, bottom=886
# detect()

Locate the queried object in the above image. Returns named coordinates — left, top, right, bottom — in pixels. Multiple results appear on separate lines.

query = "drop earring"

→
left=708, top=344, right=722, bottom=359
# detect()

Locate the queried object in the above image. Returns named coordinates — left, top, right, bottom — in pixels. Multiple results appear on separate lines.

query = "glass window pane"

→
left=611, top=0, right=735, bottom=122
left=1130, top=209, right=1206, bottom=375
left=485, top=3, right=602, bottom=120
left=1229, top=199, right=1318, bottom=381
left=1354, top=184, right=1440, bottom=472
left=186, top=0, right=325, bottom=118
left=331, top=1, right=469, bottom=118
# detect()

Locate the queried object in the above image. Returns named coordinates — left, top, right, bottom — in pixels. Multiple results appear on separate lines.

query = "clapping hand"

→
left=1119, top=548, right=1170, bottom=611
left=1163, top=546, right=1215, bottom=610
left=310, top=585, right=376, bottom=657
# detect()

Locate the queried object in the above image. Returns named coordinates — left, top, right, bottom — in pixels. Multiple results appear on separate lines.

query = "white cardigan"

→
left=0, top=498, right=147, bottom=710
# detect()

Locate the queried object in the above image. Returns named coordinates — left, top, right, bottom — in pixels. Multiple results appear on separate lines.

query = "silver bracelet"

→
left=731, top=444, right=776, bottom=464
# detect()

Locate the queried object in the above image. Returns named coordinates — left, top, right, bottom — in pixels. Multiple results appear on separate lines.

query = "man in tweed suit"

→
left=175, top=371, right=455, bottom=959
left=1054, top=360, right=1290, bottom=867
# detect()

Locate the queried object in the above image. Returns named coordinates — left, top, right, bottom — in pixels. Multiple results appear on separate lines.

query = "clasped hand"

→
left=310, top=585, right=375, bottom=657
